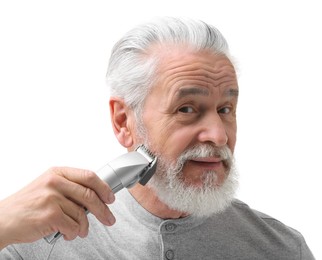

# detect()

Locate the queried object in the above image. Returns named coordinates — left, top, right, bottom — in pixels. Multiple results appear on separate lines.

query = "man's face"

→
left=140, top=47, right=238, bottom=188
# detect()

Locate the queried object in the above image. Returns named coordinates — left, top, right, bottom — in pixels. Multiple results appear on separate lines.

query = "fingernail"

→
left=107, top=214, right=116, bottom=225
left=108, top=192, right=115, bottom=204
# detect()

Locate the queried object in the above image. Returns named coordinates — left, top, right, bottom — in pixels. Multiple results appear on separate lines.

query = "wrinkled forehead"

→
left=149, top=46, right=238, bottom=96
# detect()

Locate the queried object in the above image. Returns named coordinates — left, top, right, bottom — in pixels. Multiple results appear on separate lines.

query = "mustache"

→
left=175, top=144, right=233, bottom=173
left=164, top=144, right=234, bottom=173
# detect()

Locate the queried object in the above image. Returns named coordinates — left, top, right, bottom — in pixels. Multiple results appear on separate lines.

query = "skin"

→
left=110, top=45, right=239, bottom=219
left=0, top=167, right=116, bottom=249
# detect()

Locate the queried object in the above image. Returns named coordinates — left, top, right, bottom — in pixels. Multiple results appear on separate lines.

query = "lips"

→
left=190, top=157, right=222, bottom=163
left=188, top=157, right=224, bottom=170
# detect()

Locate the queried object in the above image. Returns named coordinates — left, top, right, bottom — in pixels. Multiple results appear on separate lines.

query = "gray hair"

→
left=106, top=17, right=230, bottom=117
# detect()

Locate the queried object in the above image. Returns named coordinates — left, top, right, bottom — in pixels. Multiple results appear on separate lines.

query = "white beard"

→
left=147, top=144, right=238, bottom=218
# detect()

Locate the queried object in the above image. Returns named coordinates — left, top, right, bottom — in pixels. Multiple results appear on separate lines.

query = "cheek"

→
left=226, top=124, right=237, bottom=152
left=141, top=113, right=185, bottom=163
left=152, top=122, right=197, bottom=159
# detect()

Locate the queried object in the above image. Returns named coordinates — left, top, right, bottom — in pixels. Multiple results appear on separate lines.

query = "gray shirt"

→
left=0, top=190, right=315, bottom=259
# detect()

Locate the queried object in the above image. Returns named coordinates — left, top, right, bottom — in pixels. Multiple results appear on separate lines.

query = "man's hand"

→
left=0, top=167, right=115, bottom=249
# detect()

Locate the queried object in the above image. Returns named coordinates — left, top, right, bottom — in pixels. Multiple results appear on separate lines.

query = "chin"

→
left=146, top=143, right=238, bottom=217
left=148, top=168, right=238, bottom=218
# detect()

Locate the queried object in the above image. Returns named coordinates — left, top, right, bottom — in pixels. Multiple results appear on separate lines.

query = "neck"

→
left=129, top=184, right=188, bottom=219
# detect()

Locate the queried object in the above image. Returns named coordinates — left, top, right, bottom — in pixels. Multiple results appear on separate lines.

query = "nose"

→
left=197, top=114, right=228, bottom=147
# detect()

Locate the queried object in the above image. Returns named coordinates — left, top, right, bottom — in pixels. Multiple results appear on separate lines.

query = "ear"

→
left=109, top=97, right=134, bottom=148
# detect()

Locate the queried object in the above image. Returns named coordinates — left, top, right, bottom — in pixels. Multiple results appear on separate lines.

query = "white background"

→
left=0, top=0, right=321, bottom=258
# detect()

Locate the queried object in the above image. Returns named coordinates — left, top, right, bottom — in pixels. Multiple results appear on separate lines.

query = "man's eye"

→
left=218, top=107, right=231, bottom=114
left=178, top=106, right=195, bottom=113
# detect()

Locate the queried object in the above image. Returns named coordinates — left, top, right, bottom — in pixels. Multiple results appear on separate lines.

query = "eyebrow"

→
left=176, top=87, right=210, bottom=99
left=225, top=88, right=239, bottom=98
left=176, top=87, right=239, bottom=99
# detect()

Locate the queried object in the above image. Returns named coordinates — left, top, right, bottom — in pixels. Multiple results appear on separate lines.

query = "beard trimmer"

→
left=44, top=144, right=157, bottom=244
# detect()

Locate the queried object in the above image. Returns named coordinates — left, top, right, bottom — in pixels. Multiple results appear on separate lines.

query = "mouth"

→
left=188, top=157, right=225, bottom=171
left=180, top=157, right=228, bottom=187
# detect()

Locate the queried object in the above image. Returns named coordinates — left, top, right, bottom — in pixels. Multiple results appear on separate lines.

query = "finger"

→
left=54, top=175, right=115, bottom=226
left=59, top=214, right=81, bottom=241
left=44, top=203, right=81, bottom=241
left=51, top=167, right=115, bottom=204
left=59, top=199, right=89, bottom=238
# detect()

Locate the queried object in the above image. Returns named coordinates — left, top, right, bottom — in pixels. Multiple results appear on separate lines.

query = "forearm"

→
left=0, top=212, right=11, bottom=250
left=0, top=241, right=8, bottom=251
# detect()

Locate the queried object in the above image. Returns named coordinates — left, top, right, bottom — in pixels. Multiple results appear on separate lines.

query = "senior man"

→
left=0, top=17, right=314, bottom=259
